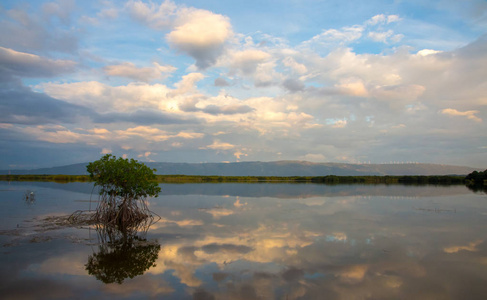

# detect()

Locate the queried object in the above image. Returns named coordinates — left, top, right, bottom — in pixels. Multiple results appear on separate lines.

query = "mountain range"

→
left=0, top=161, right=479, bottom=176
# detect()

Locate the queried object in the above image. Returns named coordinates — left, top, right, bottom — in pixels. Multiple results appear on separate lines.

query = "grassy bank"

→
left=0, top=174, right=466, bottom=185
left=0, top=174, right=91, bottom=183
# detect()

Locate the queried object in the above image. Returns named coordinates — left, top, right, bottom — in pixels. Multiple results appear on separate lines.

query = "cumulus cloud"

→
left=166, top=8, right=233, bottom=69
left=283, top=78, right=305, bottom=92
left=126, top=0, right=177, bottom=30
left=366, top=14, right=401, bottom=26
left=103, top=62, right=176, bottom=82
left=2, top=1, right=487, bottom=167
left=440, top=108, right=482, bottom=122
left=229, top=49, right=271, bottom=75
left=39, top=81, right=172, bottom=113
left=282, top=57, right=308, bottom=74
left=214, top=77, right=230, bottom=86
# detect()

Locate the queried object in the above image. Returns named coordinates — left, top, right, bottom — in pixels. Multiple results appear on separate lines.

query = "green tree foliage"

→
left=87, top=154, right=161, bottom=200
left=465, top=169, right=487, bottom=186
left=86, top=154, right=161, bottom=229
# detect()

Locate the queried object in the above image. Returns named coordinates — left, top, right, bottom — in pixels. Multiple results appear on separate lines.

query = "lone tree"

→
left=87, top=154, right=161, bottom=230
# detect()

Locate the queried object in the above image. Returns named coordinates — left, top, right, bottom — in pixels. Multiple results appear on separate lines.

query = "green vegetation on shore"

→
left=0, top=173, right=467, bottom=185
left=0, top=174, right=91, bottom=183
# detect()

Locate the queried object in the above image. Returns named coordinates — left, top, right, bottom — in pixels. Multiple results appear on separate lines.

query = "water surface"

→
left=0, top=182, right=486, bottom=299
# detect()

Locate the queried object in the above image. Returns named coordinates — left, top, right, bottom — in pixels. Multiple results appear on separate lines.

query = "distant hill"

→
left=0, top=161, right=479, bottom=176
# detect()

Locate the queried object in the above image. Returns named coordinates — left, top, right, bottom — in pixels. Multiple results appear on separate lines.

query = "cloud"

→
left=330, top=119, right=348, bottom=128
left=368, top=30, right=404, bottom=43
left=39, top=81, right=173, bottom=113
left=229, top=49, right=271, bottom=75
left=337, top=265, right=368, bottom=283
left=214, top=77, right=230, bottom=86
left=440, top=108, right=482, bottom=122
left=101, top=148, right=111, bottom=154
left=126, top=0, right=177, bottom=30
left=202, top=140, right=236, bottom=151
left=366, top=14, right=401, bottom=26
left=282, top=78, right=305, bottom=92
left=201, top=104, right=254, bottom=115
left=444, top=240, right=483, bottom=253
left=103, top=62, right=176, bottom=82
left=41, top=0, right=75, bottom=25
left=303, top=25, right=363, bottom=48
left=0, top=47, right=76, bottom=78
left=0, top=2, right=78, bottom=53
left=282, top=57, right=307, bottom=74
left=115, top=125, right=204, bottom=142
left=172, top=72, right=205, bottom=95
left=94, top=109, right=201, bottom=125
left=166, top=8, right=233, bottom=69
left=0, top=82, right=92, bottom=125
left=201, top=243, right=253, bottom=255
left=21, top=125, right=88, bottom=144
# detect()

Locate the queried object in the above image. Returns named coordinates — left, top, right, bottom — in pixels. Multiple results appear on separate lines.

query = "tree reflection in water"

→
left=85, top=221, right=160, bottom=284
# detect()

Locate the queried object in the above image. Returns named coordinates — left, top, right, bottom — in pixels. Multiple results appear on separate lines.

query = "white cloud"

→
left=202, top=140, right=236, bottom=150
left=440, top=108, right=482, bottom=122
left=116, top=126, right=204, bottom=142
left=282, top=57, right=308, bottom=74
left=229, top=49, right=271, bottom=75
left=103, top=62, right=176, bottom=82
left=126, top=0, right=177, bottom=30
left=366, top=14, right=401, bottom=26
left=39, top=81, right=172, bottom=113
left=172, top=72, right=205, bottom=95
left=20, top=125, right=92, bottom=144
left=416, top=49, right=442, bottom=56
left=166, top=8, right=233, bottom=69
left=336, top=78, right=368, bottom=97
left=304, top=25, right=363, bottom=47
left=368, top=30, right=394, bottom=43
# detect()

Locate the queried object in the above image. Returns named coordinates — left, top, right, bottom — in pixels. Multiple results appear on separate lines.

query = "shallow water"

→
left=0, top=181, right=486, bottom=299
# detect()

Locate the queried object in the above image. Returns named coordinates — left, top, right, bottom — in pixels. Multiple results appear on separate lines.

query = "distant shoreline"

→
left=0, top=174, right=467, bottom=185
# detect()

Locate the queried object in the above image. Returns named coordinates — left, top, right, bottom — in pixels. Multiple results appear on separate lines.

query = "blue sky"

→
left=0, top=0, right=486, bottom=169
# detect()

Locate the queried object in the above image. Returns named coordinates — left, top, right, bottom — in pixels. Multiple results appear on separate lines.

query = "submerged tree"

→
left=87, top=154, right=161, bottom=230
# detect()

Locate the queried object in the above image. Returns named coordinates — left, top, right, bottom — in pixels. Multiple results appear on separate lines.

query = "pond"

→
left=0, top=181, right=486, bottom=299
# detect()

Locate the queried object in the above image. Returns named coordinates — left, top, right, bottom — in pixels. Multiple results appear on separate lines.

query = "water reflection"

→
left=467, top=184, right=487, bottom=193
left=23, top=189, right=36, bottom=205
left=0, top=182, right=486, bottom=299
left=86, top=224, right=160, bottom=284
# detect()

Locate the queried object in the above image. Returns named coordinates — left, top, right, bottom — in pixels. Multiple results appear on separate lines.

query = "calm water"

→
left=0, top=181, right=486, bottom=299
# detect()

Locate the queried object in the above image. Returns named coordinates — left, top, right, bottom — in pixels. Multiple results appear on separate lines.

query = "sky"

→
left=0, top=0, right=486, bottom=169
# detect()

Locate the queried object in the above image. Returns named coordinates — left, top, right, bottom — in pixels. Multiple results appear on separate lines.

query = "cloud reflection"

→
left=4, top=183, right=487, bottom=299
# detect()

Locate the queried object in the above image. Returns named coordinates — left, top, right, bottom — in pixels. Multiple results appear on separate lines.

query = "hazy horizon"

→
left=1, top=0, right=486, bottom=169
left=2, top=159, right=481, bottom=173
